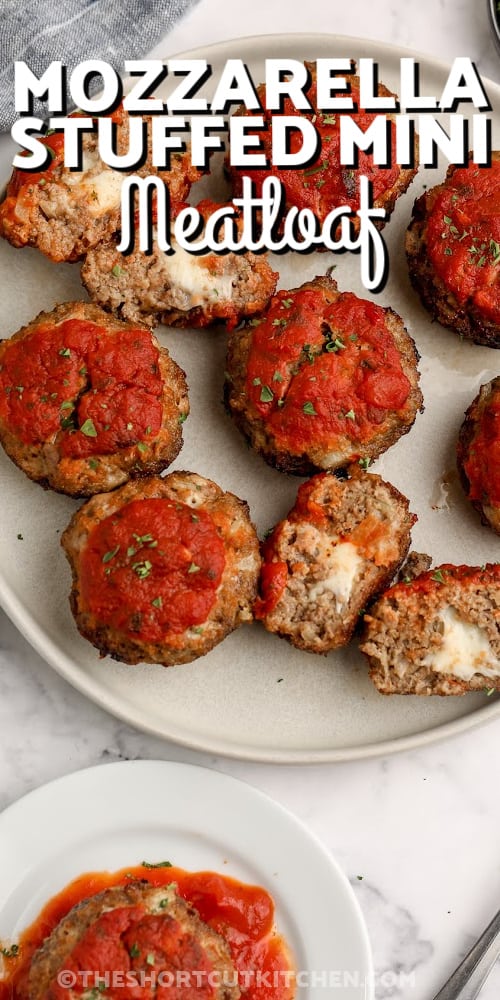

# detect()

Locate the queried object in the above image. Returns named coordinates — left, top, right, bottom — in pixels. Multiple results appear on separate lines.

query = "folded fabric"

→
left=0, top=0, right=199, bottom=131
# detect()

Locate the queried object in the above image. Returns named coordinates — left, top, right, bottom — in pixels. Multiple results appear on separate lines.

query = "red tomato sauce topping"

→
left=426, top=161, right=500, bottom=324
left=0, top=865, right=295, bottom=1000
left=245, top=287, right=411, bottom=455
left=80, top=498, right=226, bottom=642
left=0, top=107, right=124, bottom=216
left=231, top=79, right=401, bottom=219
left=383, top=564, right=500, bottom=600
left=0, top=319, right=163, bottom=458
left=462, top=389, right=500, bottom=506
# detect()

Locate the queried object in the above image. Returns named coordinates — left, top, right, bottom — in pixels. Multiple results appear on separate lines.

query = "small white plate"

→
left=0, top=33, right=499, bottom=762
left=0, top=760, right=373, bottom=999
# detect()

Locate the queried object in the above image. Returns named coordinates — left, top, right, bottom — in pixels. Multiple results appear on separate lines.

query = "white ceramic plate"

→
left=0, top=34, right=499, bottom=763
left=0, top=760, right=373, bottom=1000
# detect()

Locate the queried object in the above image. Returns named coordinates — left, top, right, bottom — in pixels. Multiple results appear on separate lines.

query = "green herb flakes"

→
left=303, top=401, right=317, bottom=416
left=80, top=418, right=97, bottom=437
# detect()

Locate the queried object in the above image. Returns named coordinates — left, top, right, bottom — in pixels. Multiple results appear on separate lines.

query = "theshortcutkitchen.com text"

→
left=11, top=57, right=494, bottom=291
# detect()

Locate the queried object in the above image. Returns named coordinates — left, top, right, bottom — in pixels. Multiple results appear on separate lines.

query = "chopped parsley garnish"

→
left=132, top=560, right=153, bottom=580
left=359, top=457, right=371, bottom=470
left=302, top=343, right=315, bottom=364
left=188, top=562, right=201, bottom=574
left=0, top=944, right=19, bottom=958
left=141, top=860, right=173, bottom=869
left=151, top=596, right=163, bottom=609
left=272, top=318, right=287, bottom=327
left=304, top=162, right=327, bottom=176
left=58, top=347, right=71, bottom=357
left=431, top=569, right=446, bottom=584
left=249, top=318, right=262, bottom=326
left=303, top=401, right=317, bottom=415
left=137, top=442, right=148, bottom=453
left=129, top=943, right=140, bottom=958
left=80, top=418, right=97, bottom=437
left=272, top=371, right=284, bottom=382
left=60, top=400, right=73, bottom=410
left=260, top=385, right=274, bottom=403
left=325, top=336, right=345, bottom=353
left=485, top=687, right=495, bottom=697
left=322, top=115, right=337, bottom=125
left=252, top=377, right=261, bottom=386
left=281, top=297, right=293, bottom=308
left=88, top=458, right=99, bottom=470
left=102, top=546, right=120, bottom=564
left=179, top=413, right=187, bottom=423
left=345, top=409, right=356, bottom=421
left=146, top=953, right=155, bottom=966
left=111, top=264, right=123, bottom=277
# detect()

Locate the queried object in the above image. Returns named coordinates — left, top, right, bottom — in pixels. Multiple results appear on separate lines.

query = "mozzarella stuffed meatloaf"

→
left=255, top=468, right=416, bottom=654
left=20, top=882, right=240, bottom=1000
left=406, top=154, right=500, bottom=347
left=457, top=377, right=500, bottom=534
left=0, top=105, right=201, bottom=263
left=360, top=564, right=500, bottom=695
left=225, top=276, right=423, bottom=476
left=61, top=472, right=261, bottom=666
left=227, top=62, right=417, bottom=235
left=0, top=302, right=189, bottom=497
left=81, top=200, right=279, bottom=330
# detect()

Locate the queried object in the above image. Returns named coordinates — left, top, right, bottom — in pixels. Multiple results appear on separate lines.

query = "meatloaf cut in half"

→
left=20, top=881, right=240, bottom=1000
left=82, top=199, right=278, bottom=330
left=225, top=275, right=423, bottom=476
left=457, top=376, right=500, bottom=534
left=0, top=301, right=189, bottom=497
left=62, top=472, right=261, bottom=666
left=360, top=564, right=500, bottom=694
left=0, top=106, right=201, bottom=263
left=254, top=467, right=416, bottom=654
left=406, top=154, right=500, bottom=347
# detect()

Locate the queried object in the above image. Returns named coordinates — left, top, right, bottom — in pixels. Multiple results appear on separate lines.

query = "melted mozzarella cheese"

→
left=64, top=149, right=123, bottom=215
left=424, top=606, right=500, bottom=681
left=308, top=542, right=363, bottom=611
left=166, top=243, right=234, bottom=307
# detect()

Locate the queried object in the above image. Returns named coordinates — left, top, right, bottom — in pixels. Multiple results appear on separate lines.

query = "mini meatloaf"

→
left=406, top=154, right=500, bottom=346
left=81, top=200, right=278, bottom=330
left=225, top=276, right=423, bottom=476
left=21, top=881, right=240, bottom=1000
left=254, top=468, right=415, bottom=654
left=0, top=302, right=188, bottom=497
left=0, top=106, right=201, bottom=262
left=227, top=62, right=417, bottom=234
left=61, top=472, right=261, bottom=666
left=360, top=564, right=500, bottom=695
left=457, top=377, right=500, bottom=533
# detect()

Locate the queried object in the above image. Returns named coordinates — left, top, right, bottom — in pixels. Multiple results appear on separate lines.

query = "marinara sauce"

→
left=0, top=865, right=295, bottom=1000
left=462, top=386, right=500, bottom=507
left=0, top=319, right=163, bottom=459
left=231, top=77, right=401, bottom=220
left=245, top=286, right=411, bottom=455
left=426, top=160, right=500, bottom=324
left=79, top=498, right=226, bottom=643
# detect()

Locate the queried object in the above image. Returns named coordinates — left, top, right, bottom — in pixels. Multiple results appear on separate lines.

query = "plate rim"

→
left=0, top=31, right=499, bottom=764
left=0, top=758, right=374, bottom=999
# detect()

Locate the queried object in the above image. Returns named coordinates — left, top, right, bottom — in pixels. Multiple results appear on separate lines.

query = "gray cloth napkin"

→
left=0, top=0, right=199, bottom=131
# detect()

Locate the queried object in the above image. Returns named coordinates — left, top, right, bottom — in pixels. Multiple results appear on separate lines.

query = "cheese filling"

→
left=307, top=541, right=364, bottom=611
left=165, top=242, right=235, bottom=307
left=64, top=149, right=123, bottom=216
left=424, top=606, right=500, bottom=681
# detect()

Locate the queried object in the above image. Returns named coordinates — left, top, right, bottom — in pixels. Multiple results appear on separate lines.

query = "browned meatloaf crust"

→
left=0, top=107, right=201, bottom=263
left=0, top=302, right=188, bottom=497
left=405, top=153, right=500, bottom=347
left=61, top=472, right=261, bottom=666
left=225, top=275, right=423, bottom=476
left=255, top=467, right=415, bottom=654
left=360, top=563, right=500, bottom=695
left=20, top=882, right=239, bottom=1000
left=457, top=376, right=500, bottom=534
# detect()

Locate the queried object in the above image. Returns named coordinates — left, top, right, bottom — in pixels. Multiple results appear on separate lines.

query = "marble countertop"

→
left=1, top=1, right=500, bottom=997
